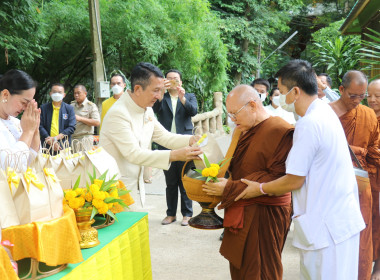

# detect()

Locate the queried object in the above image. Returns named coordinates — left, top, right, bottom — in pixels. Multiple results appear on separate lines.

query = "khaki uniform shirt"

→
left=71, top=98, right=100, bottom=138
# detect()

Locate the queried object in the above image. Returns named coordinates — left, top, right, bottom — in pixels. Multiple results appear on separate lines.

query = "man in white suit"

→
left=100, top=62, right=201, bottom=208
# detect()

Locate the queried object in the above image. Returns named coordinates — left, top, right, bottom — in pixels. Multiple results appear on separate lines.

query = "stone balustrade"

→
left=191, top=92, right=224, bottom=136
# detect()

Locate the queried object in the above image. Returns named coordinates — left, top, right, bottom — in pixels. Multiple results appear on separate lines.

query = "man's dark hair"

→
left=251, top=78, right=270, bottom=92
left=111, top=73, right=126, bottom=84
left=318, top=73, right=332, bottom=88
left=74, top=84, right=87, bottom=92
left=130, top=62, right=164, bottom=92
left=165, top=69, right=182, bottom=80
left=341, top=70, right=367, bottom=88
left=51, top=83, right=65, bottom=91
left=0, top=69, right=36, bottom=95
left=275, top=59, right=318, bottom=96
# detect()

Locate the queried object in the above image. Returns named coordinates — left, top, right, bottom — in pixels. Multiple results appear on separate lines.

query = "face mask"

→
left=279, top=87, right=296, bottom=113
left=272, top=96, right=280, bottom=106
left=260, top=93, right=267, bottom=102
left=51, top=92, right=63, bottom=102
left=111, top=85, right=123, bottom=95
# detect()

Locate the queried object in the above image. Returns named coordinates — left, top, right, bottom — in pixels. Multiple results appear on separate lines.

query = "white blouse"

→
left=264, top=104, right=296, bottom=125
left=0, top=116, right=37, bottom=171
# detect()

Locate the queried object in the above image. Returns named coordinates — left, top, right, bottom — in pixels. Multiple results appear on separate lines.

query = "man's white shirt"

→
left=286, top=98, right=365, bottom=250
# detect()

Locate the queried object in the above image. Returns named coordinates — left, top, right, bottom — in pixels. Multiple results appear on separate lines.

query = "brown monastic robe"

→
left=338, top=104, right=380, bottom=280
left=219, top=116, right=294, bottom=280
left=372, top=115, right=380, bottom=262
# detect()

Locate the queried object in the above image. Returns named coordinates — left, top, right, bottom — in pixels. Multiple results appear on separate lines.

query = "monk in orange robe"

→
left=203, top=85, right=293, bottom=280
left=330, top=72, right=380, bottom=280
left=367, top=79, right=380, bottom=280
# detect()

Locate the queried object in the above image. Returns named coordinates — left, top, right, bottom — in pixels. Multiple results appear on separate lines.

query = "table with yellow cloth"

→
left=46, top=212, right=152, bottom=280
left=1, top=205, right=83, bottom=266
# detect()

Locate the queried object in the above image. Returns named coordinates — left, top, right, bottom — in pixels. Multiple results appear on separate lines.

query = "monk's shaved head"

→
left=227, top=85, right=262, bottom=106
left=368, top=79, right=380, bottom=89
left=226, top=84, right=269, bottom=132
left=341, top=70, right=368, bottom=88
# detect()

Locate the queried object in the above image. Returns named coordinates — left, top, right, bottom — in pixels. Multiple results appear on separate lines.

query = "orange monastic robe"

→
left=219, top=117, right=294, bottom=280
left=339, top=104, right=380, bottom=280
left=372, top=115, right=380, bottom=262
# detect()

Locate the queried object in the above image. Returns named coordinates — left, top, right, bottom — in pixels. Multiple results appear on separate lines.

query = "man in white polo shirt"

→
left=235, top=59, right=365, bottom=279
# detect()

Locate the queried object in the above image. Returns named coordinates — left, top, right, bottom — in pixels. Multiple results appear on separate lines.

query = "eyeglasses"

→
left=228, top=102, right=250, bottom=120
left=347, top=93, right=368, bottom=100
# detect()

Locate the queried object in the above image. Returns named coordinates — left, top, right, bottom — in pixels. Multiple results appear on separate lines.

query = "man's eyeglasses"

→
left=347, top=93, right=368, bottom=100
left=228, top=102, right=250, bottom=120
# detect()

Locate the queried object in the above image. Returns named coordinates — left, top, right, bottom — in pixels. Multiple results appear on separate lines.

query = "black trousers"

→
left=163, top=161, right=193, bottom=217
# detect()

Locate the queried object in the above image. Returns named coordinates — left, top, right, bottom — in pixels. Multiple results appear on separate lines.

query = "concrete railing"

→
left=191, top=92, right=224, bottom=136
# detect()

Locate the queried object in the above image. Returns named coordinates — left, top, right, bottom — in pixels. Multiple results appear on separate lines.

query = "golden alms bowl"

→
left=182, top=161, right=223, bottom=229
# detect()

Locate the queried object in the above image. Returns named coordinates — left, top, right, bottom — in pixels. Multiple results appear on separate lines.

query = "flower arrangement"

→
left=63, top=169, right=131, bottom=221
left=194, top=154, right=231, bottom=183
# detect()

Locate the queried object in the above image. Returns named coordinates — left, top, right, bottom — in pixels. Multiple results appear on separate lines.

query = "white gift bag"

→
left=0, top=168, right=20, bottom=228
left=85, top=147, right=120, bottom=181
left=54, top=158, right=73, bottom=190
left=193, top=133, right=224, bottom=169
left=14, top=167, right=51, bottom=224
left=43, top=168, right=64, bottom=219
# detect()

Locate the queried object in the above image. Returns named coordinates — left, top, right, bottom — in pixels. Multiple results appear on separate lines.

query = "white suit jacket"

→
left=99, top=93, right=191, bottom=206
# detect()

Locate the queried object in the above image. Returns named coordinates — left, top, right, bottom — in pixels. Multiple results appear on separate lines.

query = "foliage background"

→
left=1, top=0, right=374, bottom=113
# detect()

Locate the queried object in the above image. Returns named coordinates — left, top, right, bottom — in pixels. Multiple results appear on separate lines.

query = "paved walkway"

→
left=138, top=133, right=300, bottom=279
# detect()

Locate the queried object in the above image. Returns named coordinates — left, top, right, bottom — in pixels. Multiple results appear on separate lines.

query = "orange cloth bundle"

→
left=1, top=205, right=83, bottom=266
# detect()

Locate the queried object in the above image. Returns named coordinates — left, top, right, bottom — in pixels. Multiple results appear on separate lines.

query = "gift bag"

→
left=0, top=167, right=20, bottom=228
left=71, top=152, right=87, bottom=187
left=54, top=158, right=74, bottom=190
left=85, top=146, right=120, bottom=181
left=14, top=167, right=51, bottom=225
left=193, top=133, right=224, bottom=170
left=43, top=167, right=64, bottom=219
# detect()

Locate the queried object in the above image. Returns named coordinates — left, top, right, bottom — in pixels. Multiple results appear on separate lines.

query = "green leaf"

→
left=206, top=177, right=211, bottom=183
left=107, top=210, right=118, bottom=222
left=72, top=175, right=81, bottom=190
left=90, top=206, right=98, bottom=220
left=203, top=153, right=211, bottom=167
left=98, top=169, right=109, bottom=181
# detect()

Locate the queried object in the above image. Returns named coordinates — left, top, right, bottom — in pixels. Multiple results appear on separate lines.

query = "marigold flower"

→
left=78, top=197, right=85, bottom=207
left=93, top=179, right=103, bottom=187
left=85, top=192, right=93, bottom=202
left=209, top=166, right=219, bottom=177
left=210, top=163, right=220, bottom=170
left=90, top=184, right=100, bottom=193
left=92, top=199, right=103, bottom=209
left=98, top=205, right=108, bottom=214
left=69, top=198, right=80, bottom=209
left=202, top=168, right=210, bottom=177
left=93, top=191, right=106, bottom=200
left=75, top=188, right=84, bottom=195
left=110, top=190, right=118, bottom=198
left=65, top=190, right=77, bottom=200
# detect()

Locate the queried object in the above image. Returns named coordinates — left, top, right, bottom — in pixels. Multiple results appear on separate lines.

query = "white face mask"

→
left=272, top=95, right=280, bottom=106
left=279, top=87, right=296, bottom=113
left=260, top=93, right=267, bottom=102
left=111, top=85, right=123, bottom=95
left=51, top=92, right=64, bottom=102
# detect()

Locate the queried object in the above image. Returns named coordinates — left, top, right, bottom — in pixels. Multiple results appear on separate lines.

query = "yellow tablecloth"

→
left=48, top=212, right=152, bottom=280
left=0, top=246, right=19, bottom=280
left=1, top=205, right=83, bottom=266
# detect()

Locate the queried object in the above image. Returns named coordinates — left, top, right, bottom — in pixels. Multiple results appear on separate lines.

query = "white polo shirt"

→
left=286, top=98, right=365, bottom=250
